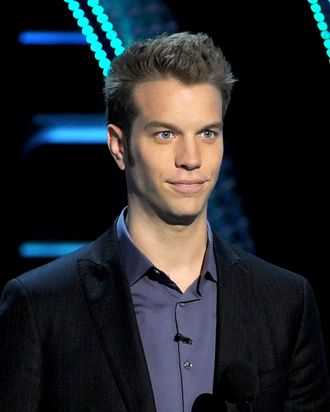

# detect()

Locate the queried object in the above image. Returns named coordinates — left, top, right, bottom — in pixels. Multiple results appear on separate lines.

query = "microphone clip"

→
left=174, top=333, right=193, bottom=345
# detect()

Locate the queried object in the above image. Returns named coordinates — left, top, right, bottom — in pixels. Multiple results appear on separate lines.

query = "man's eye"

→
left=202, top=130, right=215, bottom=138
left=159, top=131, right=173, bottom=139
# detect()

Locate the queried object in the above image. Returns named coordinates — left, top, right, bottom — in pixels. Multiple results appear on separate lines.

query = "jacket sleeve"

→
left=0, top=279, right=43, bottom=411
left=284, top=278, right=330, bottom=411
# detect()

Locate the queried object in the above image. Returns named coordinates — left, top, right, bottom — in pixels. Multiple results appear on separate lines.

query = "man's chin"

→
left=158, top=210, right=200, bottom=226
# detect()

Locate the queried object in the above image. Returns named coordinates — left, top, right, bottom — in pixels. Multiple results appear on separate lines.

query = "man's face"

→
left=110, top=77, right=224, bottom=225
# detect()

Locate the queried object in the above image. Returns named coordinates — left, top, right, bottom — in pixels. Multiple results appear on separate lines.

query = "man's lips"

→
left=167, top=179, right=208, bottom=193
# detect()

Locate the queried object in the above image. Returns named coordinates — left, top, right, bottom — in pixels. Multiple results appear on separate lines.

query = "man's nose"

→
left=175, top=137, right=202, bottom=170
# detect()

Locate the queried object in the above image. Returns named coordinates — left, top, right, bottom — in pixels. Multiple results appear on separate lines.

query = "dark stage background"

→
left=2, top=0, right=329, bottom=367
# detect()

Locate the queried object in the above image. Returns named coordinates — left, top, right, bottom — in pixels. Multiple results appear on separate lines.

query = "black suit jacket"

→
left=1, top=223, right=330, bottom=411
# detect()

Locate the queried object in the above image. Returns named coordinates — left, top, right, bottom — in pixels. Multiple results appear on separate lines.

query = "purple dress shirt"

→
left=116, top=208, right=218, bottom=412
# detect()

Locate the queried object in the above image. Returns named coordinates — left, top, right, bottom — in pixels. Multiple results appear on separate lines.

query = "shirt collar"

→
left=116, top=207, right=217, bottom=287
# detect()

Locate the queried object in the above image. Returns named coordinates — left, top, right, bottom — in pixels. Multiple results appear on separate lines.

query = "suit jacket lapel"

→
left=213, top=236, right=256, bottom=394
left=78, top=227, right=156, bottom=412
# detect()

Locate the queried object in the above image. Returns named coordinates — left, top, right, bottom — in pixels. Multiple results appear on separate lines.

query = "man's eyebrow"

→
left=144, top=121, right=223, bottom=132
left=144, top=121, right=180, bottom=131
left=200, top=122, right=223, bottom=131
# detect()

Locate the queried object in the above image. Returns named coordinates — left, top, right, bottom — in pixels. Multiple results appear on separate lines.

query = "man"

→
left=1, top=32, right=329, bottom=411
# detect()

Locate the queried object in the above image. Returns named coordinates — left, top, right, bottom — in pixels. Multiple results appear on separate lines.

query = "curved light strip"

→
left=307, top=0, right=330, bottom=62
left=63, top=0, right=125, bottom=76
left=87, top=0, right=125, bottom=56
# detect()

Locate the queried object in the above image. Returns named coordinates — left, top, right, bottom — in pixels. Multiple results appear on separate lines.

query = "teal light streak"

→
left=307, top=0, right=330, bottom=62
left=19, top=31, right=86, bottom=45
left=19, top=241, right=89, bottom=258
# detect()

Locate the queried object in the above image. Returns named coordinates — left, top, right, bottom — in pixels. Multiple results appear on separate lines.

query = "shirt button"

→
left=179, top=302, right=186, bottom=307
left=183, top=361, right=193, bottom=370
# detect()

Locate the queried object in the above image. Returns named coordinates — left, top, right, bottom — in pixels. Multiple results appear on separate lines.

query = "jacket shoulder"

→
left=6, top=223, right=119, bottom=295
left=214, top=236, right=308, bottom=294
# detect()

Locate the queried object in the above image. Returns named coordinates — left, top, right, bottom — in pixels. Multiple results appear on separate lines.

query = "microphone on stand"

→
left=191, top=393, right=228, bottom=412
left=220, top=360, right=259, bottom=411
left=191, top=393, right=218, bottom=412
left=191, top=360, right=259, bottom=411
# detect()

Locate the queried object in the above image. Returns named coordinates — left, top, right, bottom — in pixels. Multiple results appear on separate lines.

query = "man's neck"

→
left=125, top=207, right=208, bottom=292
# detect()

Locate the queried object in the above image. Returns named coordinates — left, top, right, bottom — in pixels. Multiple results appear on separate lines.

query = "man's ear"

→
left=107, top=124, right=126, bottom=170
